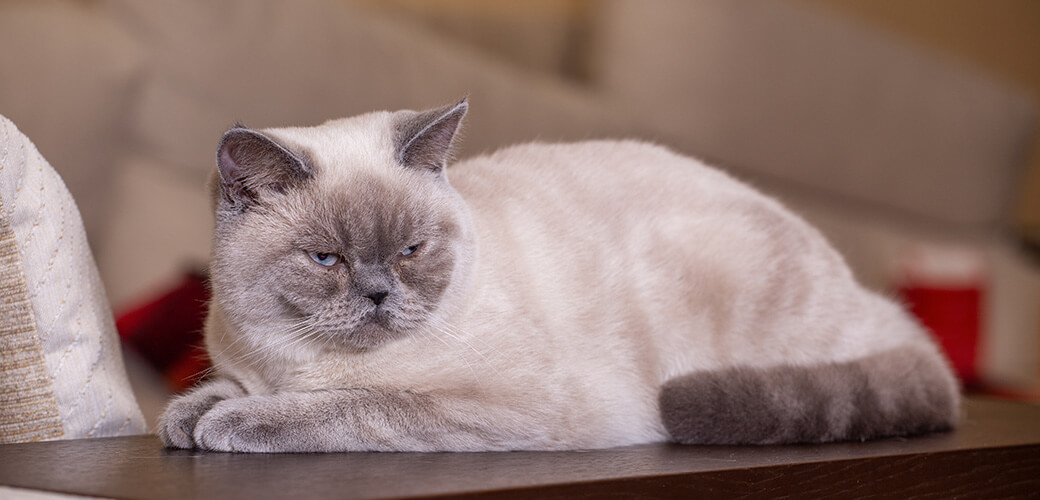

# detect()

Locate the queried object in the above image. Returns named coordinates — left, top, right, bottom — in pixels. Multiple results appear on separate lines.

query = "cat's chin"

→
left=342, top=319, right=407, bottom=350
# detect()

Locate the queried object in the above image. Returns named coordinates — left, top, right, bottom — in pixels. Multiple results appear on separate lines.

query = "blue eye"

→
left=401, top=243, right=421, bottom=257
left=308, top=251, right=339, bottom=267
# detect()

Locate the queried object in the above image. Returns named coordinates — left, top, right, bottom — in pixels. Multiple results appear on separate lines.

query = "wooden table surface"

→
left=1, top=397, right=1038, bottom=499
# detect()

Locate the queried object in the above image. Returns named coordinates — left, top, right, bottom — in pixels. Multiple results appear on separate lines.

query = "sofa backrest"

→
left=592, top=0, right=1036, bottom=234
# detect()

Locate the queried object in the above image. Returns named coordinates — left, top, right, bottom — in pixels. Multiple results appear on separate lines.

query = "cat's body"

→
left=160, top=100, right=959, bottom=452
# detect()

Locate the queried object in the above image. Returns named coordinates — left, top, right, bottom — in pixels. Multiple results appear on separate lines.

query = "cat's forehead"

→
left=293, top=172, right=451, bottom=258
left=262, top=111, right=399, bottom=185
left=256, top=110, right=457, bottom=243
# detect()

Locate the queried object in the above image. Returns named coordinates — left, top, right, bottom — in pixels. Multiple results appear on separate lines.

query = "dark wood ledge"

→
left=1, top=397, right=1037, bottom=499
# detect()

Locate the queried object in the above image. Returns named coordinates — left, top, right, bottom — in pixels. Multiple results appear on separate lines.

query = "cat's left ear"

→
left=394, top=98, right=468, bottom=174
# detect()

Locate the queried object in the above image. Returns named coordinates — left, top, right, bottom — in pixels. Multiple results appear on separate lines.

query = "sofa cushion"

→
left=593, top=0, right=1036, bottom=232
left=0, top=0, right=144, bottom=245
left=0, top=115, right=146, bottom=442
left=104, top=0, right=630, bottom=177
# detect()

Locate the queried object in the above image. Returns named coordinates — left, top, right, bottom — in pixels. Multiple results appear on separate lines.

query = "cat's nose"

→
left=365, top=291, right=389, bottom=306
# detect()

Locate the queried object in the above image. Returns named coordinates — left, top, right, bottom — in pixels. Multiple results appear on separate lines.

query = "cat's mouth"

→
left=363, top=304, right=392, bottom=324
left=345, top=310, right=402, bottom=349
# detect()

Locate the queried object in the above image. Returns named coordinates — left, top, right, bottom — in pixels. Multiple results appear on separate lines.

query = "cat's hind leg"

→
left=658, top=345, right=960, bottom=445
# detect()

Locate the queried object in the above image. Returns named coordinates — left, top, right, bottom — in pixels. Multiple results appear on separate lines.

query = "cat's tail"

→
left=659, top=345, right=960, bottom=445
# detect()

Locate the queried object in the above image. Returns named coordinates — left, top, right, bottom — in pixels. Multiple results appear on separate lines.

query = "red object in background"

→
left=116, top=271, right=212, bottom=392
left=900, top=285, right=983, bottom=387
left=896, top=244, right=986, bottom=388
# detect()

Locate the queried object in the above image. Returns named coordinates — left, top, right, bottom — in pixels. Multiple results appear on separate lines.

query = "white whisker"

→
left=424, top=317, right=500, bottom=378
left=431, top=316, right=502, bottom=357
left=416, top=327, right=482, bottom=382
left=231, top=317, right=321, bottom=367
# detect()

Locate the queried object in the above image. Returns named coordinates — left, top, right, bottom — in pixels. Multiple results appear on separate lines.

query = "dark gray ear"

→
left=394, top=98, right=468, bottom=173
left=216, top=126, right=310, bottom=207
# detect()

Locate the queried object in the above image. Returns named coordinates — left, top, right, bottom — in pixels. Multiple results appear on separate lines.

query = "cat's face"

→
left=209, top=100, right=473, bottom=350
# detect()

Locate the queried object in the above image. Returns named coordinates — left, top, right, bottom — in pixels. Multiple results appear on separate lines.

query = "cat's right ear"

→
left=215, top=126, right=310, bottom=208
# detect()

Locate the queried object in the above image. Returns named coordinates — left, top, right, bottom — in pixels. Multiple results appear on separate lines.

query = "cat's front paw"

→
left=158, top=378, right=244, bottom=449
left=193, top=398, right=286, bottom=453
left=158, top=393, right=224, bottom=449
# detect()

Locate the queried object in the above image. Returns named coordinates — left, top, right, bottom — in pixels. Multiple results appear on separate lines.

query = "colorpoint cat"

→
left=159, top=99, right=959, bottom=452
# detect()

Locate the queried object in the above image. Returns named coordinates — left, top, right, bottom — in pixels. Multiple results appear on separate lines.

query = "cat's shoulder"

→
left=454, top=139, right=705, bottom=175
left=476, top=139, right=681, bottom=162
left=454, top=139, right=742, bottom=190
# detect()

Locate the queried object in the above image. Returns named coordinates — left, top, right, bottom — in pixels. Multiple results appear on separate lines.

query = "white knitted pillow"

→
left=0, top=114, right=145, bottom=443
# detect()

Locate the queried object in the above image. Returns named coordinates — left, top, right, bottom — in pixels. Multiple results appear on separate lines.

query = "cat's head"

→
left=208, top=99, right=475, bottom=351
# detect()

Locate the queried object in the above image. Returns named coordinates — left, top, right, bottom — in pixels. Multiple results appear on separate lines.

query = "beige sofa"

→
left=1, top=0, right=1036, bottom=424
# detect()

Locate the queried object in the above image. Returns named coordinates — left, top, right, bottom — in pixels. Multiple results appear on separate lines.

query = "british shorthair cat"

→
left=159, top=99, right=959, bottom=452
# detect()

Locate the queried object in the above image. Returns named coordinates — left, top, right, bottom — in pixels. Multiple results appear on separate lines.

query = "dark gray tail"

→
left=659, top=346, right=960, bottom=445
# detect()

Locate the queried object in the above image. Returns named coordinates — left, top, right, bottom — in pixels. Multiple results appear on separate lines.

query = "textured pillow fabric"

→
left=0, top=114, right=145, bottom=443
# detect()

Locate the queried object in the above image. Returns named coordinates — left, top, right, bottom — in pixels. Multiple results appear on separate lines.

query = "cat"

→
left=158, top=98, right=959, bottom=452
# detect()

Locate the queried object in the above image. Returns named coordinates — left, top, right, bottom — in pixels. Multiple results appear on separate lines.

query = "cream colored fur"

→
left=160, top=104, right=958, bottom=452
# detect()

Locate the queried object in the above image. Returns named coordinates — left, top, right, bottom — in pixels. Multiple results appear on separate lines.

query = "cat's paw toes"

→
left=193, top=400, right=281, bottom=453
left=158, top=393, right=225, bottom=449
left=158, top=418, right=196, bottom=449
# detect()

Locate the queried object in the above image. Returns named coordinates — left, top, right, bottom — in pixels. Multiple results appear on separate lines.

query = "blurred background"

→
left=1, top=0, right=1038, bottom=427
